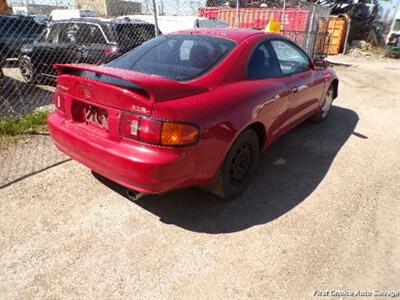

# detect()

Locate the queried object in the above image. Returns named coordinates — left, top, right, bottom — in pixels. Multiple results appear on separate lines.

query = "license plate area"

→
left=71, top=100, right=109, bottom=130
left=84, top=104, right=109, bottom=130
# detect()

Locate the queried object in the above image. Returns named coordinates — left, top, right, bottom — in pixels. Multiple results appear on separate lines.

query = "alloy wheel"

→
left=20, top=58, right=33, bottom=83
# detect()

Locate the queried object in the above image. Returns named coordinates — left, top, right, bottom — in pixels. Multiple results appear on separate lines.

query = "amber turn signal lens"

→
left=161, top=122, right=199, bottom=146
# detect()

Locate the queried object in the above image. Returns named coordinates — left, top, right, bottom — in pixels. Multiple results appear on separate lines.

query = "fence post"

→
left=343, top=15, right=351, bottom=54
left=307, top=5, right=316, bottom=56
left=281, top=0, right=286, bottom=33
left=236, top=0, right=240, bottom=28
left=152, top=0, right=159, bottom=36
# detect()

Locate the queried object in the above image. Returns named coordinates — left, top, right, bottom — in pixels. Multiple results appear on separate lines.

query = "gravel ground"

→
left=0, top=56, right=399, bottom=299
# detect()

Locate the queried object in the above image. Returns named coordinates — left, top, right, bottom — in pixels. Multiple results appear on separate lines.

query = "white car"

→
left=117, top=15, right=228, bottom=34
left=49, top=9, right=97, bottom=21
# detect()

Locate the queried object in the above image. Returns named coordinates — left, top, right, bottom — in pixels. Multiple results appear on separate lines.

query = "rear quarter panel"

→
left=151, top=78, right=287, bottom=182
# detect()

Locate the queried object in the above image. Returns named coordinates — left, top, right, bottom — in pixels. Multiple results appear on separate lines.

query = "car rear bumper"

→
left=48, top=113, right=197, bottom=194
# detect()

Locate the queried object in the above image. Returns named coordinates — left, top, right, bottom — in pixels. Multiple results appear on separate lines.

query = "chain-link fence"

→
left=1, top=0, right=331, bottom=117
left=0, top=0, right=331, bottom=187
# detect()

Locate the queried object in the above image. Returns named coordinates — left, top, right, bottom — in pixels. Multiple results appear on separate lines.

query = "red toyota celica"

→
left=48, top=28, right=338, bottom=200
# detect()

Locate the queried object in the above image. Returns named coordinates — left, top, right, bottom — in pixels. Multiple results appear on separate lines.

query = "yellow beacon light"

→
left=265, top=20, right=281, bottom=34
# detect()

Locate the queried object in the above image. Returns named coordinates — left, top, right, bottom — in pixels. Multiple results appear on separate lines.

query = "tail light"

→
left=54, top=92, right=65, bottom=113
left=120, top=113, right=199, bottom=147
left=104, top=47, right=118, bottom=56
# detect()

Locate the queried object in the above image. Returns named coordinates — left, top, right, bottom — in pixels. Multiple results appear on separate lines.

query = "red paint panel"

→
left=48, top=29, right=338, bottom=195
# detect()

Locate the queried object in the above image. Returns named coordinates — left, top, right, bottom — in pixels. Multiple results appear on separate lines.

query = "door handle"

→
left=292, top=85, right=309, bottom=93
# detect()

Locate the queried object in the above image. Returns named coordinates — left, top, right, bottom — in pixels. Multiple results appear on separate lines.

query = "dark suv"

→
left=19, top=18, right=156, bottom=84
left=0, top=15, right=45, bottom=59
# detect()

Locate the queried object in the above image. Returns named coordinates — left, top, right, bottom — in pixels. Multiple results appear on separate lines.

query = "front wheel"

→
left=208, top=129, right=260, bottom=200
left=310, top=86, right=334, bottom=122
left=19, top=56, right=41, bottom=84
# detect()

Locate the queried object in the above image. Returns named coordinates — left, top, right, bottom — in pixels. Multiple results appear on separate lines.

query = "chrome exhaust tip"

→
left=126, top=189, right=144, bottom=201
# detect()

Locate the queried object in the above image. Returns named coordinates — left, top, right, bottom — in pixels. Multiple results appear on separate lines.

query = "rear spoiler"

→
left=54, top=64, right=209, bottom=102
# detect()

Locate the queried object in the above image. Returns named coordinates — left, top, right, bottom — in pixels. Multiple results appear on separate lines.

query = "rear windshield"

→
left=106, top=35, right=236, bottom=81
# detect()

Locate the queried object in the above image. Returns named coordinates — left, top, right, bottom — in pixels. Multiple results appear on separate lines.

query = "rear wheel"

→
left=311, top=86, right=334, bottom=122
left=208, top=129, right=260, bottom=200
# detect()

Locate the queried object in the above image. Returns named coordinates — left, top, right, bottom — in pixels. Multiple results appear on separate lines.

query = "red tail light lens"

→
left=104, top=48, right=118, bottom=56
left=138, top=117, right=162, bottom=145
left=120, top=113, right=199, bottom=147
left=54, top=92, right=65, bottom=113
left=120, top=114, right=140, bottom=139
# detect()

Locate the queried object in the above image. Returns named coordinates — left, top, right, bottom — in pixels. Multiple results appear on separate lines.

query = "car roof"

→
left=0, top=15, right=38, bottom=22
left=170, top=28, right=266, bottom=43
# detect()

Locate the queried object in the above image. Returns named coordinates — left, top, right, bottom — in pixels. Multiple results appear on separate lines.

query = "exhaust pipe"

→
left=126, top=189, right=144, bottom=201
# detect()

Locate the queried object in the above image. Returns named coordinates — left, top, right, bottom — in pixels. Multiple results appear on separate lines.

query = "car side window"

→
left=58, top=23, right=79, bottom=44
left=270, top=40, right=310, bottom=76
left=76, top=24, right=106, bottom=45
left=37, top=29, right=49, bottom=43
left=47, top=25, right=62, bottom=44
left=247, top=42, right=281, bottom=80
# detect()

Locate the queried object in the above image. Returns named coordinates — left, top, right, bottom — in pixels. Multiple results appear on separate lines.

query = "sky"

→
left=381, top=0, right=400, bottom=22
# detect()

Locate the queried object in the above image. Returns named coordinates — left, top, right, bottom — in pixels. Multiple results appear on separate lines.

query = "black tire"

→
left=208, top=129, right=260, bottom=200
left=19, top=56, right=42, bottom=84
left=310, top=85, right=334, bottom=122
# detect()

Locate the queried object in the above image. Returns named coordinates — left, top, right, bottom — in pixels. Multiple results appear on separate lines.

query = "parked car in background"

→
left=48, top=29, right=339, bottom=200
left=118, top=15, right=228, bottom=34
left=19, top=17, right=155, bottom=84
left=0, top=15, right=45, bottom=59
left=49, top=9, right=97, bottom=21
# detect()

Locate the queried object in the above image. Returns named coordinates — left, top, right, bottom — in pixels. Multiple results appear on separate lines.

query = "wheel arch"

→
left=212, top=120, right=267, bottom=177
left=331, top=79, right=339, bottom=99
left=245, top=121, right=267, bottom=150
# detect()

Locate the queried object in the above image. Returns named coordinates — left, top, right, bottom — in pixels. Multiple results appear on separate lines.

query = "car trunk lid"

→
left=55, top=64, right=209, bottom=112
left=54, top=64, right=208, bottom=141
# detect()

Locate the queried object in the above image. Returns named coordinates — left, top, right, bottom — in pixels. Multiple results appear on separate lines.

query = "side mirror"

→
left=312, top=58, right=328, bottom=69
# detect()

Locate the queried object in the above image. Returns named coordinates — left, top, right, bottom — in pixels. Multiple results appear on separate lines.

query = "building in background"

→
left=0, top=0, right=12, bottom=14
left=76, top=0, right=142, bottom=17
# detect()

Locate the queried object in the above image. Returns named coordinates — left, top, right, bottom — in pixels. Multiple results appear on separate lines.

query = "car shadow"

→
left=0, top=74, right=54, bottom=116
left=94, top=106, right=360, bottom=234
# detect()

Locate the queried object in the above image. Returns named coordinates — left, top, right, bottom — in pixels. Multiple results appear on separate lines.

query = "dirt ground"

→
left=0, top=56, right=399, bottom=299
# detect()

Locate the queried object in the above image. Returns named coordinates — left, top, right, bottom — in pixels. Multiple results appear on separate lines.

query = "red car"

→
left=48, top=28, right=338, bottom=200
